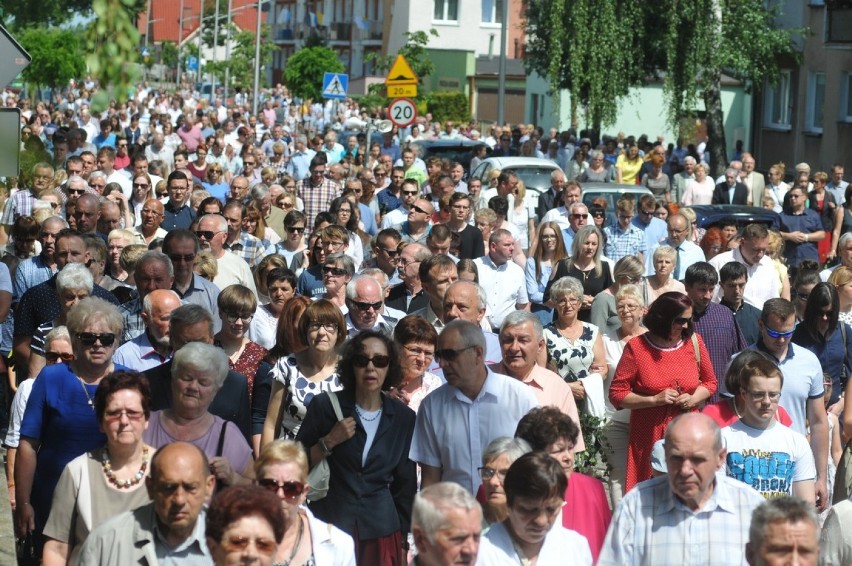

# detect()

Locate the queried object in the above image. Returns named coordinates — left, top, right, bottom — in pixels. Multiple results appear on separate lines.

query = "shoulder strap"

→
left=216, top=420, right=228, bottom=458
left=691, top=333, right=700, bottom=368
left=328, top=391, right=344, bottom=422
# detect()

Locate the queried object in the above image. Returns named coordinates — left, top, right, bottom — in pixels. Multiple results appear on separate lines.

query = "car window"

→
left=473, top=162, right=490, bottom=183
left=514, top=167, right=557, bottom=193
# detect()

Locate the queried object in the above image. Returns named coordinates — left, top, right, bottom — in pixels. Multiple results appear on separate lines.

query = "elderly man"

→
left=250, top=183, right=287, bottom=241
left=558, top=201, right=589, bottom=251
left=1, top=162, right=53, bottom=230
left=118, top=251, right=176, bottom=343
left=395, top=197, right=433, bottom=245
left=221, top=200, right=265, bottom=268
left=64, top=174, right=89, bottom=201
left=13, top=216, right=67, bottom=302
left=749, top=497, right=820, bottom=566
left=344, top=275, right=397, bottom=337
left=410, top=254, right=458, bottom=332
left=197, top=214, right=257, bottom=295
left=488, top=310, right=584, bottom=451
left=712, top=168, right=749, bottom=205
left=739, top=153, right=766, bottom=207
left=645, top=213, right=705, bottom=279
left=76, top=442, right=215, bottom=564
left=709, top=223, right=779, bottom=310
left=386, top=241, right=429, bottom=314
left=161, top=171, right=195, bottom=231
left=827, top=163, right=848, bottom=205
left=74, top=193, right=101, bottom=237
left=144, top=131, right=174, bottom=168
left=474, top=229, right=529, bottom=331
left=411, top=319, right=538, bottom=494
left=144, top=304, right=251, bottom=442
left=536, top=169, right=566, bottom=221
left=227, top=175, right=250, bottom=203
left=113, top=289, right=181, bottom=371
left=97, top=200, right=122, bottom=237
left=672, top=156, right=696, bottom=204
left=598, top=414, right=765, bottom=566
left=133, top=198, right=168, bottom=245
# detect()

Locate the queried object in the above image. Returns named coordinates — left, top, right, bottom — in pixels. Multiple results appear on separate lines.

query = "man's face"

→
left=747, top=520, right=819, bottom=566
left=551, top=175, right=565, bottom=192
left=563, top=187, right=581, bottom=206
left=443, top=284, right=484, bottom=324
left=88, top=176, right=106, bottom=194
left=74, top=200, right=100, bottom=233
left=54, top=236, right=87, bottom=269
left=174, top=154, right=189, bottom=170
left=450, top=198, right=471, bottom=223
left=721, top=276, right=747, bottom=305
left=739, top=375, right=782, bottom=428
left=66, top=161, right=83, bottom=178
left=198, top=217, right=226, bottom=253
left=165, top=238, right=197, bottom=281
left=499, top=321, right=542, bottom=376
left=415, top=507, right=482, bottom=566
left=96, top=153, right=114, bottom=172
left=375, top=237, right=400, bottom=272
left=229, top=179, right=249, bottom=201
left=348, top=282, right=383, bottom=330
left=135, top=261, right=174, bottom=300
left=451, top=164, right=464, bottom=183
left=742, top=157, right=755, bottom=175
left=665, top=424, right=725, bottom=509
left=738, top=236, right=767, bottom=266
left=402, top=151, right=415, bottom=169
left=98, top=206, right=121, bottom=234
left=497, top=175, right=518, bottom=198
left=141, top=199, right=165, bottom=230
left=81, top=155, right=95, bottom=174
left=170, top=320, right=214, bottom=352
left=424, top=265, right=458, bottom=304
left=428, top=237, right=452, bottom=256
left=617, top=208, right=634, bottom=230
left=408, top=200, right=433, bottom=224
left=489, top=235, right=514, bottom=264
left=569, top=206, right=588, bottom=232
left=758, top=314, right=795, bottom=359
left=39, top=222, right=62, bottom=261
left=788, top=189, right=806, bottom=211
left=833, top=167, right=845, bottom=185
left=684, top=160, right=695, bottom=175
left=223, top=208, right=243, bottom=238
left=686, top=282, right=715, bottom=313
left=108, top=237, right=130, bottom=267
left=401, top=183, right=419, bottom=207
left=32, top=166, right=53, bottom=193
left=143, top=296, right=179, bottom=348
left=667, top=217, right=689, bottom=247
left=468, top=181, right=481, bottom=198
left=133, top=159, right=149, bottom=177
left=436, top=327, right=480, bottom=389
left=840, top=240, right=852, bottom=268
left=146, top=447, right=215, bottom=544
left=168, top=177, right=190, bottom=207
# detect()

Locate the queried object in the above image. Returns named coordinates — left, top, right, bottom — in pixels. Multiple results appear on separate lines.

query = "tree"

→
left=18, top=28, right=86, bottom=93
left=524, top=0, right=802, bottom=175
left=1, top=0, right=93, bottom=30
left=204, top=25, right=276, bottom=92
left=365, top=30, right=438, bottom=99
left=283, top=46, right=344, bottom=101
left=86, top=0, right=143, bottom=107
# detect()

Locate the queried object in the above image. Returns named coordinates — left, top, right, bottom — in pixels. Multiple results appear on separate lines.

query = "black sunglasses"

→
left=287, top=227, right=305, bottom=234
left=168, top=253, right=196, bottom=263
left=673, top=316, right=692, bottom=326
left=352, top=354, right=391, bottom=368
left=257, top=478, right=304, bottom=499
left=434, top=345, right=475, bottom=361
left=351, top=300, right=382, bottom=312
left=412, top=205, right=429, bottom=215
left=77, top=332, right=116, bottom=346
left=194, top=230, right=219, bottom=240
left=322, top=266, right=346, bottom=276
left=379, top=247, right=400, bottom=257
left=45, top=352, right=74, bottom=363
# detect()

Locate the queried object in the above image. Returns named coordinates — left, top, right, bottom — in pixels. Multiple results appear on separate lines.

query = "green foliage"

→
left=351, top=93, right=387, bottom=113
left=426, top=92, right=470, bottom=123
left=86, top=0, right=142, bottom=106
left=18, top=28, right=85, bottom=92
left=161, top=41, right=178, bottom=68
left=283, top=46, right=344, bottom=101
left=1, top=0, right=92, bottom=30
left=204, top=25, right=276, bottom=91
left=366, top=29, right=438, bottom=99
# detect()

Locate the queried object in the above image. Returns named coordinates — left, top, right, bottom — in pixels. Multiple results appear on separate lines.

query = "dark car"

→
left=410, top=139, right=489, bottom=175
left=688, top=205, right=781, bottom=231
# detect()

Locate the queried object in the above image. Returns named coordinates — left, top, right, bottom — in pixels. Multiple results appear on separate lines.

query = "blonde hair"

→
left=829, top=266, right=852, bottom=288
left=255, top=439, right=309, bottom=480
left=194, top=250, right=219, bottom=281
left=515, top=180, right=526, bottom=204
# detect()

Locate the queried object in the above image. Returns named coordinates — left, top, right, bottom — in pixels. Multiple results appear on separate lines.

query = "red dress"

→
left=609, top=334, right=717, bottom=492
left=229, top=341, right=268, bottom=400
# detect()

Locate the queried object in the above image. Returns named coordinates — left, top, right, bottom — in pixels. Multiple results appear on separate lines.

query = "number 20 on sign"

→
left=388, top=98, right=417, bottom=128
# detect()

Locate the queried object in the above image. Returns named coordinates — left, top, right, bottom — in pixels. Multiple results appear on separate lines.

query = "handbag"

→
left=307, top=391, right=344, bottom=502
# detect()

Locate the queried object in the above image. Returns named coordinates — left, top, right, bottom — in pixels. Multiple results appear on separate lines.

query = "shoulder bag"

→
left=307, top=391, right=344, bottom=502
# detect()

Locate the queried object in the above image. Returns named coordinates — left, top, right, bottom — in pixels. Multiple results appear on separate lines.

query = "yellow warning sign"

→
left=385, top=54, right=418, bottom=86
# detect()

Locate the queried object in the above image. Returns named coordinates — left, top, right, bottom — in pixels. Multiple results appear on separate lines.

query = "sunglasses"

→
left=592, top=211, right=605, bottom=218
left=570, top=214, right=587, bottom=220
left=68, top=188, right=87, bottom=196
left=402, top=190, right=419, bottom=196
left=194, top=230, right=219, bottom=240
left=673, top=317, right=692, bottom=326
left=434, top=345, right=475, bottom=361
left=257, top=478, right=305, bottom=499
left=764, top=326, right=795, bottom=339
left=351, top=300, right=382, bottom=312
left=103, top=409, right=145, bottom=422
left=322, top=266, right=346, bottom=276
left=411, top=205, right=429, bottom=215
left=287, top=226, right=305, bottom=234
left=168, top=253, right=196, bottom=263
left=77, top=332, right=116, bottom=346
left=379, top=247, right=400, bottom=257
left=352, top=354, right=391, bottom=368
left=45, top=352, right=74, bottom=363
left=132, top=182, right=149, bottom=188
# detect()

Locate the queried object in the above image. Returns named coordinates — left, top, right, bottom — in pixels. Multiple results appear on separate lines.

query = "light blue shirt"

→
left=113, top=331, right=171, bottom=372
left=632, top=215, right=668, bottom=250
left=286, top=149, right=316, bottom=181
left=525, top=256, right=552, bottom=305
left=644, top=239, right=705, bottom=279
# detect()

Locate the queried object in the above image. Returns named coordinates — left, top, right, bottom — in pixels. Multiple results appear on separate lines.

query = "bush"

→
left=426, top=92, right=470, bottom=124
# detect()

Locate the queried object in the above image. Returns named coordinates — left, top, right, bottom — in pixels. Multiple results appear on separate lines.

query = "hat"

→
left=650, top=439, right=667, bottom=473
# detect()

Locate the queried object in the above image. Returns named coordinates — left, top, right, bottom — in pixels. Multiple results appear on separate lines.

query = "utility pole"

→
left=197, top=0, right=204, bottom=85
left=212, top=0, right=220, bottom=100
left=177, top=0, right=185, bottom=87
left=252, top=0, right=262, bottom=115
left=496, top=0, right=508, bottom=126
left=224, top=0, right=233, bottom=101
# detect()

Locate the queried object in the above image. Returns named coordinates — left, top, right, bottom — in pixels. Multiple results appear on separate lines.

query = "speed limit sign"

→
left=388, top=98, right=417, bottom=128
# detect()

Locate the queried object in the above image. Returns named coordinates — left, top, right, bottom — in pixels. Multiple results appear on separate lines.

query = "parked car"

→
left=470, top=157, right=562, bottom=201
left=687, top=205, right=781, bottom=231
left=410, top=139, right=489, bottom=176
left=580, top=182, right=653, bottom=211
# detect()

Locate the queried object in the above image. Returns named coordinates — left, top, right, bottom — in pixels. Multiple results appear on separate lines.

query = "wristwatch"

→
left=319, top=437, right=332, bottom=457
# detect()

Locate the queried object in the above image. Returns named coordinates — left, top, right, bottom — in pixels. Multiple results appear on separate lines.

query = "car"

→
left=410, top=139, right=489, bottom=175
left=470, top=157, right=561, bottom=200
left=686, top=205, right=781, bottom=231
left=580, top=182, right=653, bottom=211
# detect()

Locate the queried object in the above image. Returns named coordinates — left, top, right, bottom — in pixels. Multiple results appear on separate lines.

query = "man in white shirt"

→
left=197, top=214, right=258, bottom=296
left=709, top=223, right=779, bottom=310
left=722, top=355, right=816, bottom=500
left=827, top=163, right=849, bottom=205
left=474, top=229, right=529, bottom=331
left=344, top=276, right=396, bottom=337
left=764, top=163, right=790, bottom=213
left=645, top=213, right=705, bottom=280
left=480, top=171, right=518, bottom=223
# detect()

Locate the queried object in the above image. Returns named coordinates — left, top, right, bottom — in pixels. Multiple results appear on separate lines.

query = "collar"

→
left=755, top=339, right=794, bottom=362
left=451, top=366, right=501, bottom=404
left=153, top=507, right=208, bottom=554
left=654, top=475, right=734, bottom=516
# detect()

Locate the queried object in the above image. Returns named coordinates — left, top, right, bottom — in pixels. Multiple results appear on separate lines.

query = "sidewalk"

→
left=0, top=449, right=16, bottom=563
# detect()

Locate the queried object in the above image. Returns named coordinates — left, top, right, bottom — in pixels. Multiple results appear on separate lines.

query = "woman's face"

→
left=73, top=318, right=118, bottom=367
left=336, top=203, right=353, bottom=226
left=547, top=436, right=575, bottom=479
left=242, top=215, right=259, bottom=234
left=616, top=297, right=643, bottom=328
left=555, top=294, right=580, bottom=323
left=628, top=145, right=639, bottom=159
left=220, top=308, right=253, bottom=341
left=258, top=461, right=307, bottom=513
left=210, top=516, right=278, bottom=566
left=580, top=233, right=598, bottom=259
left=109, top=237, right=130, bottom=267
left=507, top=494, right=564, bottom=547
left=655, top=207, right=668, bottom=221
left=353, top=338, right=390, bottom=394
left=540, top=228, right=557, bottom=252
left=45, top=338, right=74, bottom=365
left=195, top=148, right=207, bottom=163
left=592, top=210, right=605, bottom=227
left=14, top=233, right=36, bottom=255
left=695, top=166, right=706, bottom=182
left=669, top=307, right=693, bottom=342
left=401, top=341, right=435, bottom=380
left=133, top=176, right=151, bottom=201
left=475, top=219, right=493, bottom=240
left=305, top=319, right=338, bottom=353
left=100, top=388, right=148, bottom=448
left=482, top=453, right=511, bottom=507
left=173, top=366, right=219, bottom=413
left=267, top=279, right=294, bottom=314
left=795, top=283, right=817, bottom=317
left=654, top=255, right=674, bottom=277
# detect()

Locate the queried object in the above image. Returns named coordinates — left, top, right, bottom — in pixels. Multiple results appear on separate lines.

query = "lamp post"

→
left=224, top=0, right=233, bottom=101
left=212, top=0, right=220, bottom=102
left=252, top=0, right=262, bottom=115
left=496, top=0, right=508, bottom=126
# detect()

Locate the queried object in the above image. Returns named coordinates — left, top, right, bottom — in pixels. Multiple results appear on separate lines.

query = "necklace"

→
left=102, top=446, right=149, bottom=489
left=274, top=514, right=304, bottom=566
left=77, top=376, right=96, bottom=410
left=355, top=404, right=382, bottom=422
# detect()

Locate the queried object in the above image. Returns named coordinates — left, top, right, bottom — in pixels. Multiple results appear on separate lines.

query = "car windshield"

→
left=515, top=168, right=556, bottom=192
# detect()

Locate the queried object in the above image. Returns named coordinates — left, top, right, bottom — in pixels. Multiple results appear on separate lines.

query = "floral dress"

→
left=270, top=354, right=342, bottom=439
left=544, top=322, right=598, bottom=383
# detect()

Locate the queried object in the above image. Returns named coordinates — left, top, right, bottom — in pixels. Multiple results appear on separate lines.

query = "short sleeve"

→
left=19, top=369, right=49, bottom=441
left=222, top=420, right=254, bottom=475
left=408, top=396, right=443, bottom=468
left=0, top=262, right=12, bottom=294
left=42, top=462, right=81, bottom=543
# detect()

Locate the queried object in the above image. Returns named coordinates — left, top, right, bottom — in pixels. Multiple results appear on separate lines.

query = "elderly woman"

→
left=144, top=342, right=254, bottom=488
left=643, top=245, right=685, bottom=303
left=15, top=298, right=126, bottom=552
left=389, top=315, right=442, bottom=412
left=482, top=451, right=593, bottom=565
left=28, top=263, right=93, bottom=379
left=609, top=291, right=716, bottom=492
left=682, top=162, right=714, bottom=205
left=263, top=299, right=345, bottom=444
left=545, top=225, right=613, bottom=323
left=206, top=485, right=285, bottom=566
left=249, top=267, right=297, bottom=350
left=320, top=252, right=355, bottom=310
left=579, top=150, right=611, bottom=183
left=42, top=372, right=153, bottom=564
left=590, top=255, right=644, bottom=335
left=296, top=331, right=416, bottom=566
left=478, top=437, right=532, bottom=526
left=254, top=440, right=356, bottom=565
left=601, top=285, right=647, bottom=507
left=202, top=164, right=229, bottom=202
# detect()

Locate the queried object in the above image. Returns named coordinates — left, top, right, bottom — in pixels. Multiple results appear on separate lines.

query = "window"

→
left=482, top=0, right=503, bottom=23
left=764, top=70, right=792, bottom=129
left=805, top=72, right=826, bottom=132
left=842, top=73, right=852, bottom=122
left=434, top=0, right=458, bottom=22
left=828, top=5, right=852, bottom=42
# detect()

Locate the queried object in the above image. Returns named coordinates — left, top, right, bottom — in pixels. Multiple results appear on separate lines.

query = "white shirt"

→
left=214, top=251, right=259, bottom=296
left=474, top=255, right=528, bottom=328
left=479, top=520, right=593, bottom=566
left=709, top=247, right=780, bottom=310
left=106, top=170, right=133, bottom=198
left=380, top=206, right=408, bottom=229
left=409, top=367, right=539, bottom=494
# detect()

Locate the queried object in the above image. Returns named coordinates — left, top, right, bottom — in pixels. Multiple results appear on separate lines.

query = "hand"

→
left=209, top=456, right=235, bottom=485
left=828, top=250, right=837, bottom=262
left=589, top=364, right=606, bottom=375
left=675, top=393, right=693, bottom=410
left=388, top=387, right=411, bottom=405
left=816, top=477, right=828, bottom=513
left=8, top=486, right=15, bottom=512
left=654, top=388, right=679, bottom=406
left=14, top=502, right=34, bottom=537
left=568, top=381, right=586, bottom=401
left=582, top=295, right=594, bottom=309
left=325, top=416, right=357, bottom=450
left=828, top=399, right=844, bottom=417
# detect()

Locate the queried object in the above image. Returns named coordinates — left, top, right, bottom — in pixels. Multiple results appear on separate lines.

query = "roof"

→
left=138, top=0, right=265, bottom=44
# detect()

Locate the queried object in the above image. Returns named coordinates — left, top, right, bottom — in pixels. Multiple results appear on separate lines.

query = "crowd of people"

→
left=2, top=81, right=852, bottom=565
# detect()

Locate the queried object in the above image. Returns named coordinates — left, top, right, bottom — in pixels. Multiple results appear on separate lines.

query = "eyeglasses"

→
left=223, top=311, right=254, bottom=323
left=45, top=352, right=74, bottom=363
left=556, top=297, right=580, bottom=307
left=322, top=266, right=346, bottom=277
left=350, top=300, right=382, bottom=312
left=673, top=316, right=692, bottom=326
left=221, top=536, right=277, bottom=556
left=194, top=230, right=221, bottom=240
left=311, top=169, right=326, bottom=175
left=618, top=215, right=633, bottom=221
left=411, top=205, right=430, bottom=215
left=404, top=345, right=434, bottom=359
left=323, top=241, right=346, bottom=250
left=402, top=190, right=419, bottom=196
left=287, top=226, right=305, bottom=234
left=243, top=161, right=256, bottom=166
left=257, top=478, right=305, bottom=499
left=478, top=467, right=508, bottom=481
left=639, top=209, right=654, bottom=217
left=746, top=391, right=782, bottom=402
left=168, top=185, right=189, bottom=193
left=307, top=321, right=338, bottom=333
left=103, top=409, right=145, bottom=422
left=617, top=303, right=640, bottom=312
left=77, top=332, right=116, bottom=346
left=68, top=188, right=87, bottom=196
left=168, top=253, right=196, bottom=263
left=352, top=354, right=391, bottom=368
left=434, top=345, right=475, bottom=361
left=133, top=182, right=150, bottom=189
left=378, top=247, right=400, bottom=257
left=764, top=326, right=795, bottom=339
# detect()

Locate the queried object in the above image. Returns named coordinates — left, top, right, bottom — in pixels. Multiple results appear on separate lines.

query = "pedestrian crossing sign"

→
left=322, top=72, right=348, bottom=100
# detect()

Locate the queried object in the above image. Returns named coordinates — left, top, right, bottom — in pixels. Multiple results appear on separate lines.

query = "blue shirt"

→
left=297, top=265, right=325, bottom=298
left=161, top=202, right=196, bottom=231
left=13, top=254, right=54, bottom=302
left=286, top=149, right=315, bottom=181
left=792, top=323, right=852, bottom=405
left=779, top=209, right=822, bottom=268
left=632, top=215, right=667, bottom=250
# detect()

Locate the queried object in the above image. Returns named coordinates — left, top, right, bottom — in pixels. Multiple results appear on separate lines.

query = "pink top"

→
left=563, top=472, right=611, bottom=564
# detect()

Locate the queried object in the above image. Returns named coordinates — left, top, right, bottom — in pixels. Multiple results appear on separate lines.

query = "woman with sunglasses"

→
left=42, top=372, right=153, bottom=565
left=254, top=440, right=355, bottom=565
left=129, top=173, right=155, bottom=225
left=203, top=165, right=229, bottom=203
left=296, top=330, right=416, bottom=566
left=15, top=298, right=127, bottom=555
left=263, top=299, right=344, bottom=444
left=264, top=210, right=309, bottom=276
left=590, top=255, right=645, bottom=335
left=609, top=291, right=716, bottom=492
